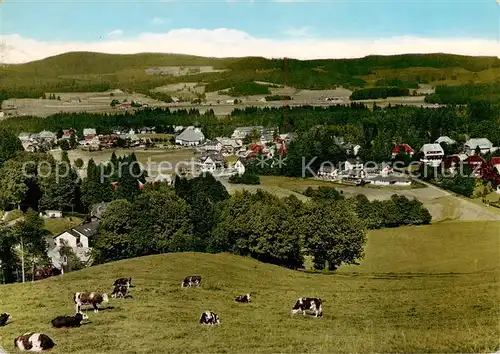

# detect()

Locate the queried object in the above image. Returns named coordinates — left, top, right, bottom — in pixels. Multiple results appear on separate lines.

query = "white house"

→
left=420, top=143, right=445, bottom=167
left=234, top=158, right=246, bottom=175
left=50, top=220, right=99, bottom=265
left=435, top=136, right=456, bottom=145
left=370, top=175, right=411, bottom=187
left=175, top=126, right=205, bottom=146
left=203, top=140, right=223, bottom=152
left=38, top=131, right=57, bottom=143
left=380, top=165, right=393, bottom=177
left=198, top=152, right=224, bottom=173
left=464, top=138, right=493, bottom=156
left=83, top=128, right=97, bottom=137
left=231, top=126, right=266, bottom=140
left=343, top=159, right=364, bottom=172
left=317, top=165, right=339, bottom=179
left=41, top=210, right=62, bottom=219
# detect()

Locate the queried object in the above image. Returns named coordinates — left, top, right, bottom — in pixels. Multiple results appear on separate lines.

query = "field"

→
left=43, top=217, right=83, bottom=236
left=1, top=90, right=166, bottom=118
left=0, top=221, right=498, bottom=353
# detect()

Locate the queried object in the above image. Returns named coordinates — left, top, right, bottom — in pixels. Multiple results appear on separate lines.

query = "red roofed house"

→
left=464, top=155, right=486, bottom=178
left=392, top=144, right=414, bottom=158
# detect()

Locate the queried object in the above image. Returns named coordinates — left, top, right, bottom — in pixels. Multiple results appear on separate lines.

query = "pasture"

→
left=1, top=90, right=165, bottom=118
left=0, top=221, right=498, bottom=353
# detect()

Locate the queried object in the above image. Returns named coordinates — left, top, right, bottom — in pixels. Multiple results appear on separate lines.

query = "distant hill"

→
left=1, top=51, right=499, bottom=99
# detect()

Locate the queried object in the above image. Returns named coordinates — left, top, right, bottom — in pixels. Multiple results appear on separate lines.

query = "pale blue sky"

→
left=1, top=1, right=498, bottom=63
left=3, top=1, right=498, bottom=41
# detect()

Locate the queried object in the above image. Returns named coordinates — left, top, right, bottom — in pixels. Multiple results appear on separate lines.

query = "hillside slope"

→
left=1, top=52, right=499, bottom=96
left=0, top=222, right=498, bottom=353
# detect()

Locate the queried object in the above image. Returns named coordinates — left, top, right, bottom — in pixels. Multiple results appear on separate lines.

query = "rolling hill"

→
left=1, top=52, right=500, bottom=100
left=0, top=221, right=498, bottom=353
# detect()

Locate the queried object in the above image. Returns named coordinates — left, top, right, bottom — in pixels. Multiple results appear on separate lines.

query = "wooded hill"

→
left=1, top=52, right=499, bottom=101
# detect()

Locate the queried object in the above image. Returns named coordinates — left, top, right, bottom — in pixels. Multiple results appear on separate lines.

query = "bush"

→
left=265, top=95, right=292, bottom=101
left=229, top=171, right=260, bottom=185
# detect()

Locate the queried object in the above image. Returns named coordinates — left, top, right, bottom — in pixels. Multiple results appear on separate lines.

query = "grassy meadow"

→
left=0, top=221, right=498, bottom=353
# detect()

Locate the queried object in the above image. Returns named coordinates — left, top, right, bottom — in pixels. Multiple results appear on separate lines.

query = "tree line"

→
left=92, top=176, right=432, bottom=271
left=350, top=87, right=410, bottom=100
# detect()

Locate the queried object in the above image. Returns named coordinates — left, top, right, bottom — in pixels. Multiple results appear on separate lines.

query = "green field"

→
left=0, top=221, right=498, bottom=353
left=43, top=217, right=83, bottom=236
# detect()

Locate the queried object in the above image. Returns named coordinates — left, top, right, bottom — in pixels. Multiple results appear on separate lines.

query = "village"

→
left=12, top=121, right=498, bottom=277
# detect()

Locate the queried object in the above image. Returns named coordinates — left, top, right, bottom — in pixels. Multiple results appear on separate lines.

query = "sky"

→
left=0, top=0, right=499, bottom=63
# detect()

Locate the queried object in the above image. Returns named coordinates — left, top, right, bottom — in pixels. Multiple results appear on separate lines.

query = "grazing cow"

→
left=14, top=333, right=55, bottom=352
left=34, top=265, right=62, bottom=281
left=199, top=311, right=220, bottom=325
left=0, top=313, right=10, bottom=326
left=111, top=284, right=130, bottom=299
left=74, top=292, right=109, bottom=314
left=181, top=276, right=202, bottom=287
left=234, top=294, right=251, bottom=303
left=291, top=297, right=323, bottom=318
left=51, top=312, right=88, bottom=328
left=113, top=277, right=133, bottom=289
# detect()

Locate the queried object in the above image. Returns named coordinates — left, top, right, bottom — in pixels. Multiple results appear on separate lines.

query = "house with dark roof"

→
left=198, top=152, right=225, bottom=173
left=48, top=220, right=100, bottom=266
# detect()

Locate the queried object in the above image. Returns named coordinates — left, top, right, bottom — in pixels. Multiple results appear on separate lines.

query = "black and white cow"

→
left=111, top=284, right=131, bottom=299
left=51, top=312, right=88, bottom=328
left=291, top=297, right=323, bottom=317
left=14, top=333, right=55, bottom=352
left=74, top=292, right=109, bottom=314
left=0, top=313, right=10, bottom=326
left=181, top=276, right=202, bottom=287
left=199, top=311, right=220, bottom=325
left=234, top=294, right=251, bottom=303
left=113, top=277, right=133, bottom=289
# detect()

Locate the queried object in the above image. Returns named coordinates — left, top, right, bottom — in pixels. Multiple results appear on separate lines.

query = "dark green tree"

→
left=301, top=200, right=366, bottom=271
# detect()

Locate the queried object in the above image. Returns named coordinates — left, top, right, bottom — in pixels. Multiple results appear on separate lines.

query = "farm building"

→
left=420, top=143, right=445, bottom=167
left=464, top=138, right=493, bottom=156
left=435, top=136, right=456, bottom=145
left=175, top=126, right=205, bottom=146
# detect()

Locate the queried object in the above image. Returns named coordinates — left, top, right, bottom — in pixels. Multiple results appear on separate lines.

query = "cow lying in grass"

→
left=199, top=311, right=220, bottom=325
left=234, top=294, right=251, bottom=303
left=291, top=297, right=323, bottom=318
left=14, top=333, right=55, bottom=352
left=0, top=313, right=10, bottom=326
left=74, top=292, right=109, bottom=314
left=51, top=313, right=88, bottom=328
left=181, top=275, right=201, bottom=287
